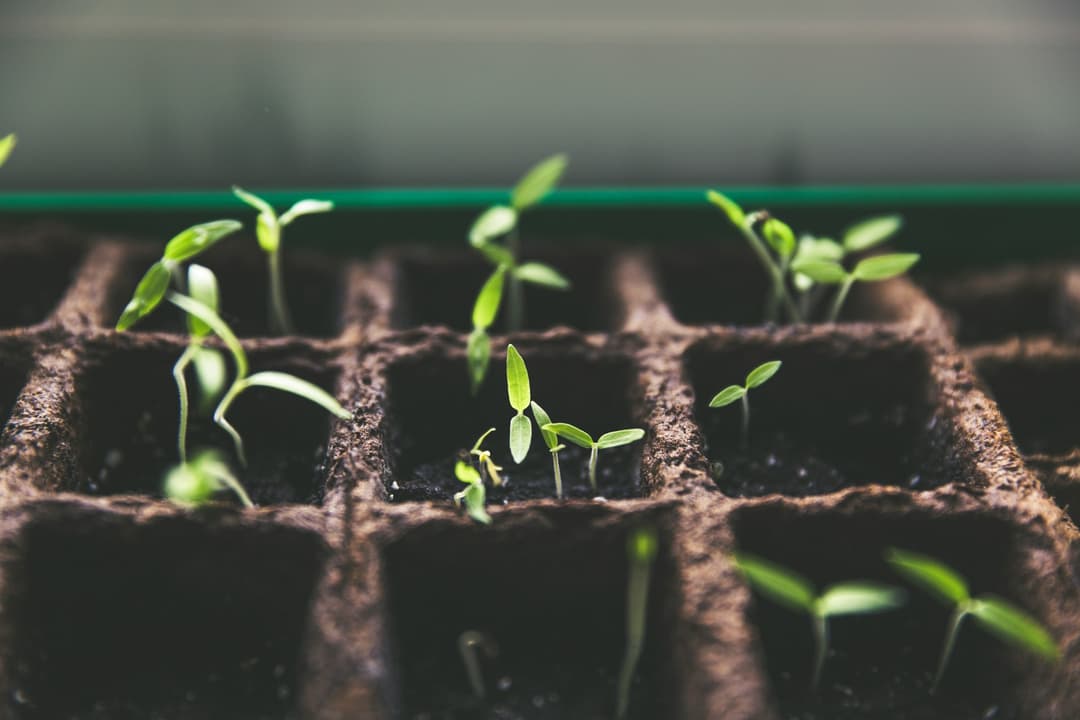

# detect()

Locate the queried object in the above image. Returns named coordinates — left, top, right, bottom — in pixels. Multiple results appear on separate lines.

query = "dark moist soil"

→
left=0, top=236, right=85, bottom=328
left=0, top=349, right=30, bottom=433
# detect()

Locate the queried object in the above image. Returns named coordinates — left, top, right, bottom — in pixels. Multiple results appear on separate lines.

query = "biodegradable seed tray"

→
left=0, top=225, right=1077, bottom=720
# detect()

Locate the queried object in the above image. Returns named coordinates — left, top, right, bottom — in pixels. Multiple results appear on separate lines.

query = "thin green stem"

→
left=811, top=612, right=829, bottom=690
left=268, top=249, right=294, bottom=335
left=214, top=382, right=248, bottom=467
left=458, top=631, right=492, bottom=700
left=588, top=444, right=599, bottom=491
left=616, top=542, right=655, bottom=719
left=933, top=605, right=968, bottom=694
left=172, top=345, right=199, bottom=463
left=207, top=465, right=255, bottom=508
left=552, top=449, right=563, bottom=499
left=828, top=276, right=856, bottom=323
left=737, top=220, right=801, bottom=323
left=740, top=392, right=750, bottom=451
left=507, top=228, right=524, bottom=332
left=764, top=255, right=791, bottom=323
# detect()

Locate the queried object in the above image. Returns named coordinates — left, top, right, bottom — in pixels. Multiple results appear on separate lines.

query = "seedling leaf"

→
left=191, top=347, right=227, bottom=407
left=509, top=414, right=532, bottom=463
left=852, top=253, right=920, bottom=282
left=467, top=328, right=490, bottom=394
left=116, top=261, right=172, bottom=330
left=164, top=460, right=215, bottom=506
left=186, top=264, right=219, bottom=338
left=472, top=266, right=506, bottom=329
left=733, top=553, right=815, bottom=612
left=232, top=185, right=274, bottom=216
left=469, top=205, right=517, bottom=247
left=455, top=460, right=482, bottom=485
left=969, top=597, right=1059, bottom=660
left=844, top=215, right=902, bottom=253
left=166, top=292, right=248, bottom=379
left=795, top=236, right=844, bottom=264
left=513, top=262, right=570, bottom=290
left=506, top=344, right=531, bottom=412
left=709, top=385, right=746, bottom=408
left=255, top=211, right=280, bottom=253
left=790, top=259, right=848, bottom=284
left=0, top=133, right=14, bottom=167
left=885, top=548, right=970, bottom=605
left=241, top=371, right=352, bottom=419
left=163, top=220, right=243, bottom=262
left=763, top=218, right=795, bottom=258
left=596, top=428, right=645, bottom=449
left=745, top=360, right=782, bottom=389
left=531, top=401, right=558, bottom=449
left=512, top=153, right=568, bottom=210
left=706, top=189, right=746, bottom=226
left=817, top=583, right=906, bottom=616
left=280, top=198, right=334, bottom=226
left=543, top=422, right=594, bottom=449
left=454, top=461, right=491, bottom=525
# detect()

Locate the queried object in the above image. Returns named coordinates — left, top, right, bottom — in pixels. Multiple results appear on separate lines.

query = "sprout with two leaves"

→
left=734, top=553, right=906, bottom=690
left=0, top=133, right=15, bottom=168
left=709, top=361, right=781, bottom=450
left=505, top=344, right=534, bottom=464
left=468, top=427, right=504, bottom=488
left=792, top=251, right=920, bottom=323
left=886, top=548, right=1059, bottom=692
left=467, top=155, right=571, bottom=392
left=541, top=423, right=645, bottom=492
left=616, top=526, right=659, bottom=719
left=164, top=448, right=253, bottom=508
left=233, top=187, right=334, bottom=335
left=530, top=400, right=566, bottom=499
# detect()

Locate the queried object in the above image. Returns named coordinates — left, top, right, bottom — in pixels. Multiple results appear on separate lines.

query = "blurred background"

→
left=2, top=0, right=1080, bottom=190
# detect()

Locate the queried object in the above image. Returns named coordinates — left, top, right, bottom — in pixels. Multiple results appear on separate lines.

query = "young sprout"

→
left=530, top=401, right=566, bottom=499
left=454, top=460, right=491, bottom=525
left=734, top=553, right=906, bottom=690
left=458, top=630, right=498, bottom=699
left=792, top=252, right=920, bottom=323
left=233, top=186, right=334, bottom=335
left=469, top=427, right=504, bottom=487
left=467, top=266, right=506, bottom=394
left=164, top=448, right=254, bottom=508
left=0, top=133, right=15, bottom=168
left=616, top=525, right=659, bottom=720
left=505, top=344, right=533, bottom=463
left=886, top=548, right=1059, bottom=693
left=541, top=423, right=645, bottom=492
left=709, top=360, right=781, bottom=450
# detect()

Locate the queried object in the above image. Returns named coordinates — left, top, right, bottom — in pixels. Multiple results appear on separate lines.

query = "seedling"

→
left=233, top=186, right=334, bottom=335
left=0, top=133, right=15, bottom=168
left=709, top=360, right=781, bottom=450
left=454, top=461, right=491, bottom=525
left=469, top=427, right=504, bottom=487
left=886, top=547, right=1059, bottom=692
left=163, top=448, right=253, bottom=508
left=616, top=525, right=659, bottom=719
left=792, top=252, right=920, bottom=323
left=734, top=553, right=905, bottom=689
left=458, top=630, right=498, bottom=699
left=467, top=266, right=506, bottom=394
left=505, top=344, right=533, bottom=463
left=541, top=423, right=645, bottom=492
left=530, top=401, right=566, bottom=499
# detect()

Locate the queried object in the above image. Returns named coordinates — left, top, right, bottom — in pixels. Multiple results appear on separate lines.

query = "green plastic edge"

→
left=2, top=184, right=1080, bottom=212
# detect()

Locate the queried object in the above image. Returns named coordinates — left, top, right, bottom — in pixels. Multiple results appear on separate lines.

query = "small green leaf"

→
left=511, top=154, right=568, bottom=210
left=455, top=460, right=482, bottom=485
left=843, top=215, right=902, bottom=253
left=706, top=190, right=746, bottom=227
left=163, top=220, right=243, bottom=262
left=240, top=371, right=351, bottom=420
left=280, top=198, right=334, bottom=226
left=795, top=236, right=844, bottom=264
left=709, top=385, right=746, bottom=408
left=116, top=261, right=172, bottom=330
left=164, top=460, right=216, bottom=506
left=852, top=253, right=920, bottom=282
left=255, top=211, right=280, bottom=253
left=475, top=241, right=514, bottom=267
left=531, top=401, right=558, bottom=450
left=514, top=262, right=570, bottom=290
left=509, top=413, right=533, bottom=463
left=186, top=264, right=219, bottom=338
left=506, top=344, right=531, bottom=412
left=462, top=482, right=491, bottom=524
left=885, top=548, right=970, bottom=605
left=763, top=218, right=795, bottom=258
left=969, top=597, right=1059, bottom=661
left=790, top=259, right=848, bottom=284
left=733, top=553, right=816, bottom=613
left=745, top=360, right=782, bottom=389
left=467, top=328, right=491, bottom=394
left=0, top=133, right=15, bottom=168
left=816, top=583, right=906, bottom=617
left=472, top=266, right=506, bottom=330
left=470, top=427, right=497, bottom=454
left=542, top=422, right=594, bottom=449
left=232, top=185, right=274, bottom=216
left=166, top=292, right=248, bottom=379
left=469, top=205, right=518, bottom=247
left=628, top=526, right=659, bottom=564
left=596, top=428, right=645, bottom=449
left=191, top=347, right=227, bottom=408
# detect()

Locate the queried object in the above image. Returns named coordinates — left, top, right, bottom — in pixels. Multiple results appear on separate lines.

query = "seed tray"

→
left=0, top=223, right=1076, bottom=720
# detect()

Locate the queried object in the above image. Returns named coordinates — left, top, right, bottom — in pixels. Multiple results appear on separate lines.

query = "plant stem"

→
left=738, top=220, right=801, bottom=323
left=268, top=249, right=294, bottom=335
left=615, top=537, right=656, bottom=719
left=811, top=612, right=829, bottom=691
left=172, top=345, right=199, bottom=463
left=588, top=444, right=599, bottom=491
left=828, top=276, right=856, bottom=323
left=214, top=381, right=249, bottom=467
left=507, top=228, right=525, bottom=332
left=458, top=631, right=492, bottom=699
left=551, top=449, right=563, bottom=499
left=932, top=605, right=968, bottom=694
left=740, top=393, right=750, bottom=451
left=764, top=255, right=791, bottom=323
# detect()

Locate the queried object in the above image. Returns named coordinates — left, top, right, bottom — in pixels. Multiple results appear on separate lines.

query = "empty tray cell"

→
left=3, top=507, right=325, bottom=719
left=384, top=343, right=645, bottom=503
left=73, top=343, right=341, bottom=505
left=382, top=509, right=678, bottom=719
left=106, top=245, right=344, bottom=338
left=733, top=504, right=1050, bottom=719
left=0, top=232, right=84, bottom=328
left=684, top=335, right=959, bottom=497
left=655, top=244, right=910, bottom=328
left=927, top=265, right=1069, bottom=345
left=389, top=248, right=617, bottom=333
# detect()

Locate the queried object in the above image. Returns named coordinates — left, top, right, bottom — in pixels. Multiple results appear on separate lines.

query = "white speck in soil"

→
left=796, top=466, right=808, bottom=479
left=497, top=675, right=513, bottom=691
left=926, top=414, right=939, bottom=430
left=908, top=474, right=922, bottom=489
left=766, top=454, right=779, bottom=467
left=12, top=689, right=29, bottom=705
left=983, top=707, right=1000, bottom=719
left=391, top=481, right=400, bottom=490
left=593, top=495, right=608, bottom=502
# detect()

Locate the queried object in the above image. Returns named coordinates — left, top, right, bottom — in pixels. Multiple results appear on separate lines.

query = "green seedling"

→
left=505, top=344, right=533, bottom=463
left=458, top=630, right=498, bottom=699
left=886, top=548, right=1058, bottom=692
left=0, top=133, right=15, bottom=168
left=792, top=252, right=920, bottom=323
left=233, top=186, right=334, bottom=335
left=469, top=427, right=504, bottom=487
left=734, top=553, right=906, bottom=690
left=454, top=460, right=491, bottom=525
left=530, top=401, right=566, bottom=499
left=541, top=423, right=645, bottom=492
left=467, top=265, right=506, bottom=394
left=616, top=526, right=659, bottom=719
left=709, top=361, right=781, bottom=450
left=164, top=448, right=253, bottom=508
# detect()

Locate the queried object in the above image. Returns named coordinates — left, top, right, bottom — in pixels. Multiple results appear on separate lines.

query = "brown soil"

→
left=0, top=229, right=1076, bottom=720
